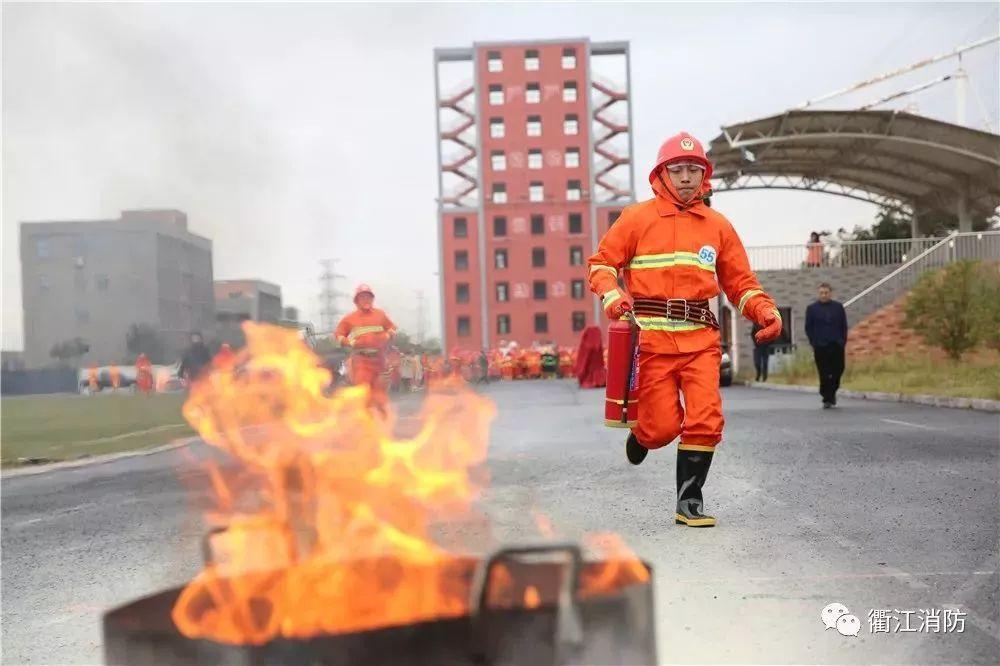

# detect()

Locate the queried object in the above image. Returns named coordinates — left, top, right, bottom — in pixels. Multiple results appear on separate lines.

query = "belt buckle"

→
left=665, top=298, right=689, bottom=322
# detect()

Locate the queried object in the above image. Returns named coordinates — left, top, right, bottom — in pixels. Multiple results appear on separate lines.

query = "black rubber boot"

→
left=625, top=432, right=648, bottom=466
left=675, top=448, right=716, bottom=527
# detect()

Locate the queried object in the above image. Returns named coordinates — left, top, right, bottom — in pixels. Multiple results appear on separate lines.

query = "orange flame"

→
left=524, top=585, right=541, bottom=609
left=172, top=322, right=648, bottom=645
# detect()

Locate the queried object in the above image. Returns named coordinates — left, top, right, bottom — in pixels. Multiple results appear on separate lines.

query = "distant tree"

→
left=421, top=337, right=442, bottom=355
left=903, top=261, right=989, bottom=360
left=50, top=338, right=90, bottom=366
left=126, top=323, right=166, bottom=363
left=851, top=207, right=912, bottom=241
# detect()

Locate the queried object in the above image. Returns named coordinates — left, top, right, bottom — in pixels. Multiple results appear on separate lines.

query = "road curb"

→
left=744, top=382, right=1000, bottom=412
left=1, top=437, right=199, bottom=479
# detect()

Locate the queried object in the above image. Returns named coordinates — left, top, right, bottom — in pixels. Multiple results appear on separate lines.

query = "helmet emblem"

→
left=680, top=137, right=695, bottom=151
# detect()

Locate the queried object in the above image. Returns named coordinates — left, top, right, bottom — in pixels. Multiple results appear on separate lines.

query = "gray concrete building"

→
left=19, top=209, right=214, bottom=368
left=214, top=279, right=282, bottom=345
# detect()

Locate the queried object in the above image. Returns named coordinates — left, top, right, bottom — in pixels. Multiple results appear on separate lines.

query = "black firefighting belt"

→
left=352, top=348, right=382, bottom=358
left=632, top=298, right=720, bottom=329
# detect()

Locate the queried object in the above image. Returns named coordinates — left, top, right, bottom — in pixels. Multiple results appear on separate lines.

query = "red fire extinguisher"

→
left=605, top=313, right=640, bottom=428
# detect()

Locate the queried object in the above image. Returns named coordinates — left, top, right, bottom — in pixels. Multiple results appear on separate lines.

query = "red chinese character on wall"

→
left=546, top=149, right=562, bottom=167
left=513, top=283, right=529, bottom=299
left=509, top=151, right=525, bottom=169
left=552, top=281, right=567, bottom=297
left=548, top=215, right=565, bottom=233
left=512, top=217, right=527, bottom=234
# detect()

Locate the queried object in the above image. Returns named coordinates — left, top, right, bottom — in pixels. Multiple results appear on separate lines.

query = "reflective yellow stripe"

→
left=629, top=252, right=715, bottom=273
left=347, top=325, right=385, bottom=340
left=602, top=289, right=622, bottom=308
left=738, top=289, right=764, bottom=313
left=590, top=264, right=618, bottom=278
left=772, top=308, right=782, bottom=320
left=633, top=316, right=707, bottom=332
left=678, top=443, right=716, bottom=452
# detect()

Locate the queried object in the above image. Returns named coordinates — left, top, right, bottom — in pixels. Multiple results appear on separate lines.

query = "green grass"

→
left=1, top=392, right=196, bottom=466
left=761, top=348, right=1000, bottom=401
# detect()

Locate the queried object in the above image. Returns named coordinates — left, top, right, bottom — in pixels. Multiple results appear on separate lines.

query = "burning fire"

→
left=172, top=322, right=647, bottom=645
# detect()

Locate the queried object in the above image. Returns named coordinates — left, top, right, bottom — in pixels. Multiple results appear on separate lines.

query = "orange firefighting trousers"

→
left=632, top=345, right=723, bottom=450
left=350, top=353, right=388, bottom=412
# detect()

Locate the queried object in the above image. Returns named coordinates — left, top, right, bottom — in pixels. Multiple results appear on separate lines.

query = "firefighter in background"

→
left=589, top=132, right=782, bottom=528
left=335, top=284, right=397, bottom=413
left=135, top=353, right=153, bottom=395
left=88, top=363, right=99, bottom=394
left=109, top=363, right=121, bottom=391
left=558, top=347, right=573, bottom=378
left=214, top=342, right=235, bottom=367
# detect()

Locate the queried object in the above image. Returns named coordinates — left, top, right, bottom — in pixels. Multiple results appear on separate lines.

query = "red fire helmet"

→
left=648, top=132, right=713, bottom=184
left=354, top=283, right=375, bottom=302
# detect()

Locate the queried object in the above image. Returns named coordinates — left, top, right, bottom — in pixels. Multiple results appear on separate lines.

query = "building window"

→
left=528, top=149, right=543, bottom=170
left=569, top=245, right=584, bottom=266
left=491, top=150, right=506, bottom=171
left=525, top=49, right=539, bottom=71
left=95, top=274, right=110, bottom=291
left=488, top=84, right=504, bottom=106
left=533, top=280, right=547, bottom=300
left=490, top=117, right=505, bottom=138
left=572, top=311, right=587, bottom=331
left=563, top=81, right=578, bottom=102
left=487, top=50, right=503, bottom=72
left=532, top=247, right=546, bottom=267
left=496, top=282, right=509, bottom=302
left=526, top=115, right=542, bottom=137
left=567, top=179, right=582, bottom=201
left=608, top=209, right=622, bottom=228
left=569, top=213, right=583, bottom=234
left=74, top=272, right=87, bottom=291
left=534, top=313, right=549, bottom=333
left=497, top=314, right=511, bottom=335
left=565, top=148, right=580, bottom=168
left=493, top=216, right=507, bottom=237
left=454, top=217, right=468, bottom=238
left=494, top=248, right=508, bottom=269
left=571, top=279, right=585, bottom=299
left=455, top=250, right=469, bottom=270
left=38, top=273, right=50, bottom=291
left=531, top=214, right=545, bottom=235
left=562, top=47, right=577, bottom=69
left=457, top=316, right=471, bottom=337
left=75, top=307, right=90, bottom=324
left=492, top=183, right=507, bottom=204
left=526, top=82, right=541, bottom=104
left=456, top=282, right=470, bottom=303
left=529, top=182, right=544, bottom=202
left=564, top=113, right=579, bottom=135
left=36, top=239, right=50, bottom=259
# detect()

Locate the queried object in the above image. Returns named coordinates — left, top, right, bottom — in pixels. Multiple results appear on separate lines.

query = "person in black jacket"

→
left=805, top=283, right=848, bottom=408
left=751, top=322, right=772, bottom=382
left=178, top=332, right=212, bottom=385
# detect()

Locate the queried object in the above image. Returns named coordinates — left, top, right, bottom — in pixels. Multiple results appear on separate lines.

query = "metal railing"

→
left=844, top=230, right=1000, bottom=318
left=746, top=237, right=945, bottom=271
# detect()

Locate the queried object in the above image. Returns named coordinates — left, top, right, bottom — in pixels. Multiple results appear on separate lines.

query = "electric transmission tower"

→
left=319, top=259, right=347, bottom=334
left=415, top=290, right=427, bottom=344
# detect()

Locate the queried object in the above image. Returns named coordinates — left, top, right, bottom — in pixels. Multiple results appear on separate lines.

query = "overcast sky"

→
left=3, top=1, right=997, bottom=351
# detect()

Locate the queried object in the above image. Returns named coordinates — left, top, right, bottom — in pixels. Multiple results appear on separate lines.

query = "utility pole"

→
left=319, top=259, right=347, bottom=334
left=415, top=290, right=426, bottom=345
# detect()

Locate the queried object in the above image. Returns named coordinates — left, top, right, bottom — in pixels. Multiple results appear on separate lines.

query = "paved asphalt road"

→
left=2, top=382, right=998, bottom=664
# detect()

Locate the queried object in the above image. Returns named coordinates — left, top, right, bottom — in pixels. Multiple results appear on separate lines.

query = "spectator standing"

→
left=805, top=283, right=849, bottom=408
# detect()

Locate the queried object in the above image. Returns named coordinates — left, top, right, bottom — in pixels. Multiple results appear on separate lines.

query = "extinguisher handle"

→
left=623, top=310, right=642, bottom=330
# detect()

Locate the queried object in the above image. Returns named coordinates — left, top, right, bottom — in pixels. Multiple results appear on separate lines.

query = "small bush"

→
left=903, top=260, right=995, bottom=360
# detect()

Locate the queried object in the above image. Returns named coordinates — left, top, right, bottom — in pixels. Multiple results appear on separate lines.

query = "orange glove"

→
left=754, top=308, right=783, bottom=344
left=602, top=289, right=633, bottom=319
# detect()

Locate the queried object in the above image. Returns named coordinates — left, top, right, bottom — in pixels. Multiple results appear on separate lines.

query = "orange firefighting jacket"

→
left=335, top=308, right=397, bottom=351
left=588, top=176, right=777, bottom=355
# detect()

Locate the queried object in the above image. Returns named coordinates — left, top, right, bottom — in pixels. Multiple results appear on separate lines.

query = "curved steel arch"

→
left=711, top=174, right=913, bottom=216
